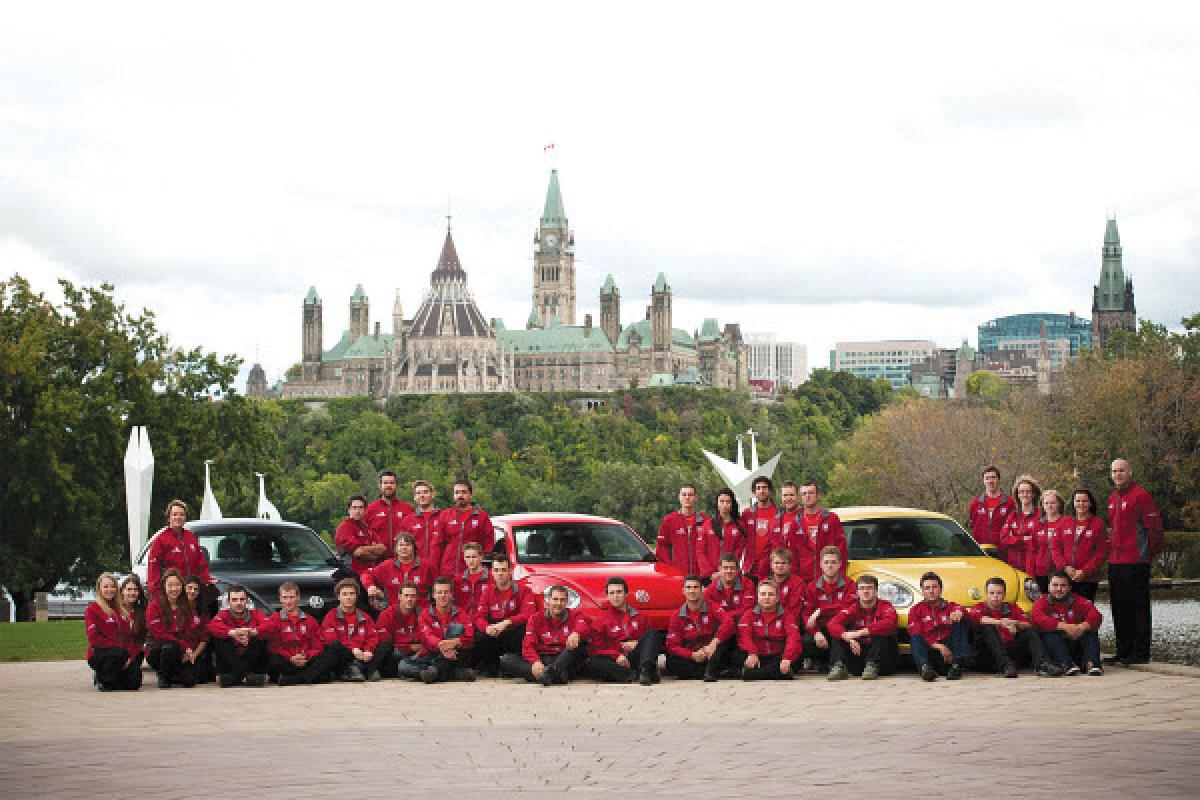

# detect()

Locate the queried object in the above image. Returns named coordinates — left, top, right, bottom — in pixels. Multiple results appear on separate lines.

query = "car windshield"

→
left=513, top=522, right=651, bottom=564
left=191, top=527, right=332, bottom=571
left=844, top=517, right=985, bottom=559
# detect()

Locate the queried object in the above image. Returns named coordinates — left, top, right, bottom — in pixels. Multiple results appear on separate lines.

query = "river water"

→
left=1094, top=596, right=1200, bottom=667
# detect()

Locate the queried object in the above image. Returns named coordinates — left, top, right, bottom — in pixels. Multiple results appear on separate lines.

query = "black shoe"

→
left=218, top=673, right=241, bottom=688
left=947, top=663, right=963, bottom=680
left=157, top=677, right=172, bottom=689
left=638, top=666, right=655, bottom=686
left=1003, top=663, right=1019, bottom=679
left=366, top=669, right=382, bottom=682
left=419, top=666, right=439, bottom=684
left=453, top=668, right=476, bottom=682
left=1086, top=662, right=1104, bottom=676
left=920, top=664, right=938, bottom=682
left=1102, top=655, right=1124, bottom=666
left=1036, top=661, right=1064, bottom=678
left=278, top=674, right=300, bottom=687
left=244, top=673, right=268, bottom=688
left=96, top=683, right=113, bottom=692
left=538, top=664, right=560, bottom=686
left=703, top=670, right=718, bottom=682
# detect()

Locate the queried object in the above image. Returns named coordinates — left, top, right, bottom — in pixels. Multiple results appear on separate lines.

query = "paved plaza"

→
left=2, top=660, right=1198, bottom=797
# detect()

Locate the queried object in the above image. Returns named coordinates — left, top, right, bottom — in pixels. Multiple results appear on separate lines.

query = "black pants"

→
left=147, top=642, right=196, bottom=686
left=829, top=636, right=899, bottom=676
left=192, top=646, right=215, bottom=684
left=1070, top=580, right=1099, bottom=602
left=972, top=626, right=1047, bottom=672
left=584, top=630, right=663, bottom=683
left=472, top=625, right=525, bottom=675
left=801, top=628, right=835, bottom=664
left=212, top=638, right=269, bottom=680
left=664, top=637, right=739, bottom=679
left=500, top=647, right=585, bottom=684
left=351, top=641, right=393, bottom=675
left=741, top=652, right=795, bottom=681
left=1109, top=562, right=1152, bottom=661
left=1035, top=575, right=1050, bottom=596
left=267, top=647, right=344, bottom=685
left=88, top=648, right=144, bottom=690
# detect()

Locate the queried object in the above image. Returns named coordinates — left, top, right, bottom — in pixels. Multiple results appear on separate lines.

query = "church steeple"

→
left=532, top=169, right=576, bottom=326
left=1091, top=215, right=1137, bottom=350
left=541, top=169, right=567, bottom=228
left=432, top=230, right=467, bottom=283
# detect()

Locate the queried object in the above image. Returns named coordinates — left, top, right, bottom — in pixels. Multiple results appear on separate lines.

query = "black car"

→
left=133, top=518, right=344, bottom=616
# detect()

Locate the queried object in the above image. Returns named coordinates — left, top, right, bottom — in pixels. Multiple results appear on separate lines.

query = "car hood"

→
left=849, top=557, right=1031, bottom=612
left=517, top=562, right=685, bottom=611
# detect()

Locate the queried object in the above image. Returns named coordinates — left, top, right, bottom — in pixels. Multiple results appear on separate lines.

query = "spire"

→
left=432, top=230, right=467, bottom=283
left=305, top=286, right=320, bottom=305
left=541, top=169, right=567, bottom=228
left=1104, top=217, right=1120, bottom=247
left=1095, top=216, right=1127, bottom=311
left=526, top=308, right=540, bottom=329
left=601, top=273, right=618, bottom=295
left=653, top=272, right=670, bottom=293
left=351, top=284, right=366, bottom=302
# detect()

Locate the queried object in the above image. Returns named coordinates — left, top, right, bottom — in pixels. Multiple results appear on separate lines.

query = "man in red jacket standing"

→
left=453, top=543, right=492, bottom=615
left=907, top=571, right=974, bottom=681
left=665, top=576, right=738, bottom=681
left=796, top=481, right=847, bottom=581
left=261, top=582, right=342, bottom=686
left=739, top=477, right=782, bottom=580
left=334, top=494, right=386, bottom=585
left=776, top=481, right=803, bottom=570
left=1033, top=571, right=1104, bottom=675
left=1105, top=459, right=1163, bottom=666
left=402, top=479, right=443, bottom=567
left=826, top=574, right=899, bottom=680
left=500, top=585, right=588, bottom=686
left=966, top=466, right=1015, bottom=554
left=366, top=470, right=414, bottom=555
left=584, top=577, right=663, bottom=685
left=208, top=584, right=269, bottom=687
left=472, top=555, right=538, bottom=677
left=656, top=484, right=718, bottom=578
left=437, top=480, right=495, bottom=578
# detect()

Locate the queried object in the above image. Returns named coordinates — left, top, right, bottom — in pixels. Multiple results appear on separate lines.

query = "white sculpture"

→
left=702, top=428, right=781, bottom=510
left=123, top=426, right=154, bottom=567
left=200, top=459, right=223, bottom=521
left=255, top=472, right=282, bottom=521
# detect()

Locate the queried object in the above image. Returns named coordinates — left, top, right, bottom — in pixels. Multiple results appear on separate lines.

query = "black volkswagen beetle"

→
left=132, top=518, right=344, bottom=616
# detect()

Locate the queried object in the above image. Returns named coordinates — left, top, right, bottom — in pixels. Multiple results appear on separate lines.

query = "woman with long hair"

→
left=710, top=488, right=747, bottom=584
left=145, top=568, right=203, bottom=688
left=145, top=500, right=215, bottom=603
left=183, top=575, right=215, bottom=684
left=1002, top=475, right=1042, bottom=573
left=1049, top=488, right=1110, bottom=601
left=1027, top=489, right=1066, bottom=595
left=84, top=573, right=144, bottom=690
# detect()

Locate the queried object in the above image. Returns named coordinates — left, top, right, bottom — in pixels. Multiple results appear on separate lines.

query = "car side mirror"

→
left=642, top=552, right=657, bottom=563
left=979, top=544, right=1002, bottom=559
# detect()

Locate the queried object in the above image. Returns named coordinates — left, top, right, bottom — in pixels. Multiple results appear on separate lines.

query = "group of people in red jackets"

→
left=85, top=460, right=1162, bottom=690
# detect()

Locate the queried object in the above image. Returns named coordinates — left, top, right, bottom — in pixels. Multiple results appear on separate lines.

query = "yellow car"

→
left=837, top=506, right=1038, bottom=650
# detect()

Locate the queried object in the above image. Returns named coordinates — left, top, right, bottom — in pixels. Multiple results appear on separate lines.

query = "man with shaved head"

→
left=1104, top=459, right=1163, bottom=666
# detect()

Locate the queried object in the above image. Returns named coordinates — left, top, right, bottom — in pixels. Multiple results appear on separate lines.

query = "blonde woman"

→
left=1027, top=490, right=1067, bottom=595
left=84, top=573, right=144, bottom=690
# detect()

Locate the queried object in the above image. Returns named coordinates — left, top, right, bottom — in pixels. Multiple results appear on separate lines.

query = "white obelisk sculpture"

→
left=255, top=472, right=281, bottom=521
left=200, top=459, right=223, bottom=521
left=123, top=426, right=154, bottom=568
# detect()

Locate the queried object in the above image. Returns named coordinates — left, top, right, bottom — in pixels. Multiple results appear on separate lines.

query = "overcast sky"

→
left=3, top=3, right=1197, bottom=387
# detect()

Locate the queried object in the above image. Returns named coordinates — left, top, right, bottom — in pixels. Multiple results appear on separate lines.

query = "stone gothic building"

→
left=1091, top=216, right=1137, bottom=350
left=280, top=170, right=746, bottom=398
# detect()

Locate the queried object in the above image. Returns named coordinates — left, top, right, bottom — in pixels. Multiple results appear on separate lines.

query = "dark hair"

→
left=156, top=568, right=194, bottom=624
left=606, top=576, right=628, bottom=591
left=412, top=479, right=434, bottom=492
left=679, top=483, right=698, bottom=494
left=334, top=578, right=359, bottom=597
left=982, top=465, right=1001, bottom=479
left=856, top=574, right=879, bottom=588
left=394, top=533, right=416, bottom=554
left=920, top=571, right=943, bottom=589
left=546, top=584, right=569, bottom=599
left=119, top=575, right=148, bottom=637
left=348, top=493, right=367, bottom=508
left=491, top=554, right=511, bottom=568
left=712, top=488, right=745, bottom=539
left=751, top=476, right=773, bottom=492
left=379, top=470, right=397, bottom=481
left=183, top=574, right=203, bottom=588
left=770, top=547, right=792, bottom=563
left=800, top=480, right=820, bottom=493
left=1071, top=488, right=1097, bottom=516
left=399, top=581, right=419, bottom=594
left=432, top=576, right=454, bottom=589
left=781, top=481, right=798, bottom=491
left=225, top=583, right=248, bottom=598
left=719, top=553, right=740, bottom=566
left=683, top=574, right=704, bottom=586
left=756, top=579, right=779, bottom=595
left=1048, top=569, right=1071, bottom=583
left=985, top=577, right=1007, bottom=591
left=453, top=479, right=474, bottom=492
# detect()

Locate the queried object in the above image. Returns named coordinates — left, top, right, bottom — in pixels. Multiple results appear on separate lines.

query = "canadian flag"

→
left=543, top=143, right=555, bottom=152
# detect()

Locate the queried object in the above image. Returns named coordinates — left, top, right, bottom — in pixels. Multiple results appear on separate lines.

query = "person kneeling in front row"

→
left=585, top=577, right=663, bottom=685
left=208, top=583, right=270, bottom=687
left=826, top=574, right=899, bottom=680
left=261, top=581, right=342, bottom=685
left=376, top=583, right=426, bottom=679
left=322, top=579, right=393, bottom=682
left=414, top=576, right=476, bottom=683
left=1032, top=571, right=1104, bottom=676
left=664, top=575, right=739, bottom=681
left=737, top=580, right=801, bottom=680
left=967, top=577, right=1057, bottom=678
left=85, top=573, right=146, bottom=691
left=500, top=585, right=588, bottom=686
left=908, top=571, right=974, bottom=681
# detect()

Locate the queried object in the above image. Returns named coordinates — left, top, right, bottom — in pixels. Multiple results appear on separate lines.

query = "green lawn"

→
left=0, top=620, right=87, bottom=662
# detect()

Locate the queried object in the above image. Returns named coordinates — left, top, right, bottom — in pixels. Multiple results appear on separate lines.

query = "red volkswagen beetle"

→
left=490, top=513, right=686, bottom=630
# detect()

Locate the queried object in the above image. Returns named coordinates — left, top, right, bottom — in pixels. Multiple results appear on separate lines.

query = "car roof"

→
left=493, top=512, right=625, bottom=527
left=175, top=518, right=317, bottom=534
left=832, top=506, right=954, bottom=522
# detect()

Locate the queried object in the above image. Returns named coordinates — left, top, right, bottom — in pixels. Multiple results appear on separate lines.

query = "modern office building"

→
left=977, top=312, right=1092, bottom=356
left=830, top=340, right=938, bottom=389
left=746, top=333, right=808, bottom=390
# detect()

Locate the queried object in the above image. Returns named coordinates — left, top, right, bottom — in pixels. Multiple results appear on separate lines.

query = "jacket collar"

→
left=678, top=601, right=710, bottom=618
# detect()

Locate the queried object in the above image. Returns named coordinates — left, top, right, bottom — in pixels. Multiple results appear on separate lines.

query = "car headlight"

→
left=878, top=581, right=914, bottom=609
left=543, top=585, right=581, bottom=609
left=1024, top=578, right=1042, bottom=603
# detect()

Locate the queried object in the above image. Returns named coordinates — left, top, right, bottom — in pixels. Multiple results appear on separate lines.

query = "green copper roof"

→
left=322, top=330, right=352, bottom=361
left=1095, top=216, right=1127, bottom=311
left=526, top=308, right=540, bottom=329
left=1104, top=217, right=1120, bottom=247
left=549, top=314, right=564, bottom=327
left=305, top=286, right=320, bottom=305
left=616, top=319, right=697, bottom=353
left=653, top=272, right=670, bottom=293
left=351, top=284, right=367, bottom=302
left=343, top=332, right=393, bottom=359
left=600, top=273, right=618, bottom=295
left=699, top=318, right=721, bottom=341
left=541, top=169, right=567, bottom=228
left=499, top=325, right=613, bottom=354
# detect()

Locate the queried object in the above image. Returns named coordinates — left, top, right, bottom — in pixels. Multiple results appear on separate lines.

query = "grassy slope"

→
left=0, top=620, right=86, bottom=662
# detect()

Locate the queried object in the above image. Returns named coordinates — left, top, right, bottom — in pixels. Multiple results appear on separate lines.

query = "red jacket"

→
left=794, top=509, right=848, bottom=582
left=145, top=600, right=207, bottom=650
left=417, top=605, right=475, bottom=656
left=966, top=601, right=1030, bottom=646
left=1001, top=509, right=1041, bottom=570
left=1106, top=483, right=1164, bottom=565
left=769, top=572, right=807, bottom=615
left=1031, top=594, right=1103, bottom=632
left=800, top=574, right=858, bottom=632
left=146, top=527, right=213, bottom=592
left=85, top=602, right=144, bottom=660
left=208, top=608, right=269, bottom=654
left=521, top=609, right=589, bottom=662
left=360, top=557, right=437, bottom=606
left=736, top=606, right=801, bottom=661
left=703, top=576, right=757, bottom=620
left=715, top=518, right=747, bottom=568
left=366, top=497, right=414, bottom=553
left=665, top=602, right=735, bottom=659
left=1024, top=516, right=1061, bottom=578
left=473, top=583, right=538, bottom=632
left=1049, top=514, right=1109, bottom=581
left=375, top=606, right=421, bottom=652
left=739, top=506, right=783, bottom=580
left=967, top=493, right=1016, bottom=548
left=322, top=607, right=380, bottom=652
left=907, top=599, right=965, bottom=643
left=261, top=609, right=325, bottom=660
left=656, top=512, right=720, bottom=577
left=587, top=604, right=651, bottom=659
left=827, top=600, right=898, bottom=642
left=401, top=507, right=444, bottom=568
left=774, top=508, right=803, bottom=574
left=436, top=506, right=495, bottom=577
left=334, top=517, right=386, bottom=578
left=452, top=569, right=492, bottom=615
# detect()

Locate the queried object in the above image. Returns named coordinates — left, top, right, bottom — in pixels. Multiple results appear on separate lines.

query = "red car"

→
left=491, top=513, right=686, bottom=630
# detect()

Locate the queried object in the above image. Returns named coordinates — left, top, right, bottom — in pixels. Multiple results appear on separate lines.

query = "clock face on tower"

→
left=544, top=233, right=557, bottom=248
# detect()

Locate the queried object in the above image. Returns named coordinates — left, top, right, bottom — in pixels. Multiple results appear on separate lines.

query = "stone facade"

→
left=1091, top=216, right=1137, bottom=350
